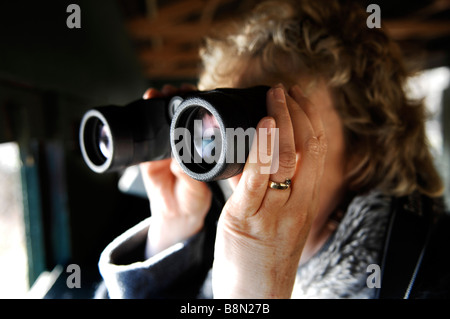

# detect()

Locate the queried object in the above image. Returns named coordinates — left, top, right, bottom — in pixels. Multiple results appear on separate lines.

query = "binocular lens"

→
left=79, top=109, right=117, bottom=173
left=193, top=108, right=221, bottom=164
left=83, top=116, right=111, bottom=166
left=97, top=123, right=113, bottom=160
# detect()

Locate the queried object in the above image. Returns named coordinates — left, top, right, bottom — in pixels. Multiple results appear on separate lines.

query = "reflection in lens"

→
left=97, top=123, right=112, bottom=159
left=193, top=108, right=221, bottom=163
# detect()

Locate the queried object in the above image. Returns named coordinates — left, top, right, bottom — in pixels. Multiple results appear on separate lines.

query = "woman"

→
left=97, top=0, right=448, bottom=298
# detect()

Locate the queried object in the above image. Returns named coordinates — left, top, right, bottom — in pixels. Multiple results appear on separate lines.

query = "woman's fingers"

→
left=266, top=85, right=297, bottom=188
left=224, top=116, right=276, bottom=217
left=288, top=85, right=326, bottom=152
left=180, top=83, right=197, bottom=92
left=287, top=85, right=327, bottom=211
left=139, top=159, right=175, bottom=211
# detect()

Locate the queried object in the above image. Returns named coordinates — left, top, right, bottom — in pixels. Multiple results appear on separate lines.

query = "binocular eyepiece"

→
left=79, top=86, right=270, bottom=182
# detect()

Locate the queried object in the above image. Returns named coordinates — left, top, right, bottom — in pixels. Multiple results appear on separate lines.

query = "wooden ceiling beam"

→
left=123, top=0, right=450, bottom=79
left=155, top=0, right=206, bottom=22
left=384, top=19, right=450, bottom=40
left=408, top=0, right=450, bottom=20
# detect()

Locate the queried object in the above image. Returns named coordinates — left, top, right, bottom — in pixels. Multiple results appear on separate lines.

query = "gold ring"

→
left=268, top=179, right=292, bottom=190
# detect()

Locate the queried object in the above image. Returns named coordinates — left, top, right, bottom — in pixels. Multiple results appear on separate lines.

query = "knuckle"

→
left=304, top=136, right=327, bottom=159
left=305, top=137, right=320, bottom=154
left=319, top=135, right=328, bottom=155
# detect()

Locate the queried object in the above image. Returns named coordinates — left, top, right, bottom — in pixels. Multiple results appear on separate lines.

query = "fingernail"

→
left=261, top=117, right=276, bottom=133
left=143, top=91, right=151, bottom=99
left=143, top=88, right=156, bottom=99
left=272, top=86, right=286, bottom=103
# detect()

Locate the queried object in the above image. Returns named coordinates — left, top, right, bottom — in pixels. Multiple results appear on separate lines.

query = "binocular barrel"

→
left=79, top=86, right=270, bottom=181
left=79, top=97, right=174, bottom=174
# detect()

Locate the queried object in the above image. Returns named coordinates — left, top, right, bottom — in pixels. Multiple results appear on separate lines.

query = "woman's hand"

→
left=212, top=84, right=327, bottom=298
left=141, top=84, right=212, bottom=258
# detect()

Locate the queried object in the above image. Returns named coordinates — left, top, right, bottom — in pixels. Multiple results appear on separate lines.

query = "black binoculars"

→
left=79, top=86, right=270, bottom=181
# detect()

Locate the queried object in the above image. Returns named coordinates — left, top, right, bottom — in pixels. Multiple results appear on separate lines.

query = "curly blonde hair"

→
left=198, top=0, right=443, bottom=198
